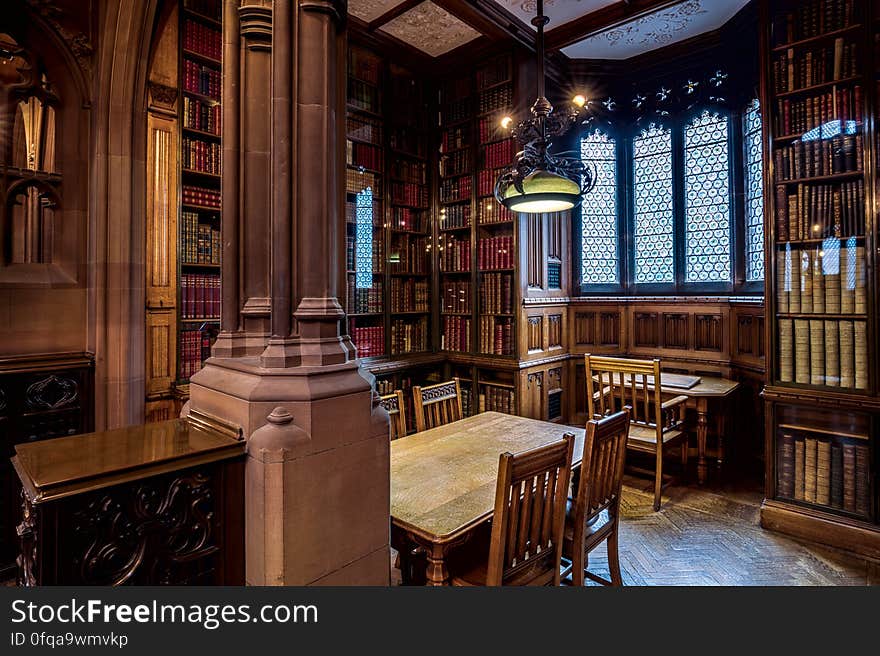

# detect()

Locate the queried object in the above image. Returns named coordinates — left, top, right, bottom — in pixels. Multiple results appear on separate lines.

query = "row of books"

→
left=774, top=85, right=862, bottom=134
left=389, top=235, right=427, bottom=274
left=183, top=96, right=221, bottom=136
left=479, top=117, right=508, bottom=144
left=348, top=48, right=381, bottom=86
left=347, top=141, right=383, bottom=172
left=346, top=277, right=383, bottom=314
left=775, top=245, right=866, bottom=314
left=183, top=184, right=220, bottom=209
left=348, top=78, right=379, bottom=114
left=345, top=233, right=384, bottom=273
left=182, top=136, right=221, bottom=175
left=375, top=377, right=395, bottom=395
left=440, top=176, right=472, bottom=203
left=478, top=85, right=512, bottom=115
left=181, top=211, right=220, bottom=265
left=479, top=316, right=514, bottom=355
left=441, top=281, right=471, bottom=314
left=439, top=236, right=470, bottom=272
left=181, top=273, right=220, bottom=319
left=440, top=150, right=471, bottom=178
left=476, top=58, right=509, bottom=90
left=439, top=205, right=471, bottom=230
left=183, top=19, right=221, bottom=61
left=345, top=196, right=382, bottom=226
left=391, top=317, right=428, bottom=354
left=389, top=126, right=426, bottom=159
left=442, top=97, right=471, bottom=124
left=179, top=329, right=209, bottom=381
left=346, top=169, right=379, bottom=196
left=773, top=180, right=864, bottom=241
left=477, top=236, right=514, bottom=270
left=351, top=324, right=384, bottom=359
left=390, top=159, right=426, bottom=185
left=391, top=208, right=427, bottom=233
left=482, top=139, right=516, bottom=171
left=778, top=318, right=867, bottom=388
left=480, top=273, right=514, bottom=314
left=479, top=385, right=515, bottom=414
left=441, top=316, right=471, bottom=352
left=183, top=59, right=221, bottom=100
left=441, top=125, right=470, bottom=153
left=774, top=133, right=861, bottom=181
left=771, top=0, right=856, bottom=46
left=390, top=181, right=428, bottom=208
left=777, top=434, right=869, bottom=516
left=390, top=278, right=429, bottom=313
left=347, top=115, right=382, bottom=146
left=480, top=200, right=514, bottom=224
left=772, top=39, right=859, bottom=94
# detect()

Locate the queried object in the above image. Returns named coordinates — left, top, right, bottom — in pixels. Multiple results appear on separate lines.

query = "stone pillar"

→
left=187, top=0, right=391, bottom=586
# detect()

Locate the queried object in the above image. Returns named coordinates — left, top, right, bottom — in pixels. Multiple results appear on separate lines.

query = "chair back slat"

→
left=486, top=434, right=574, bottom=586
left=413, top=378, right=463, bottom=432
left=585, top=355, right=664, bottom=436
left=379, top=390, right=407, bottom=440
left=576, top=410, right=630, bottom=520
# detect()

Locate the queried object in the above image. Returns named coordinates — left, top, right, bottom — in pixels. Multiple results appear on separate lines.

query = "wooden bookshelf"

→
left=761, top=0, right=879, bottom=556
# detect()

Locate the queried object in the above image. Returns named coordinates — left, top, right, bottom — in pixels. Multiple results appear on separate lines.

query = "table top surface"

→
left=14, top=419, right=243, bottom=492
left=595, top=373, right=740, bottom=397
left=390, top=412, right=586, bottom=543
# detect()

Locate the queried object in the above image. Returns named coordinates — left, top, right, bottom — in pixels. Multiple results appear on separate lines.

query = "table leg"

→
left=425, top=543, right=450, bottom=586
left=697, top=398, right=708, bottom=486
left=717, top=410, right=726, bottom=470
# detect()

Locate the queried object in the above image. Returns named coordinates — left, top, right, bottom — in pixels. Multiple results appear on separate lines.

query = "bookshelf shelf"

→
left=182, top=6, right=222, bottom=28
left=182, top=89, right=220, bottom=105
left=183, top=126, right=221, bottom=140
left=773, top=75, right=861, bottom=99
left=182, top=169, right=221, bottom=179
left=182, top=49, right=221, bottom=68
left=182, top=203, right=220, bottom=213
left=771, top=23, right=862, bottom=52
left=346, top=104, right=382, bottom=119
left=776, top=170, right=863, bottom=184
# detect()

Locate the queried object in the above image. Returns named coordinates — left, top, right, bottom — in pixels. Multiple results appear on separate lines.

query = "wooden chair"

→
left=379, top=390, right=407, bottom=440
left=412, top=378, right=463, bottom=432
left=448, top=434, right=574, bottom=586
left=585, top=354, right=688, bottom=511
left=561, top=409, right=630, bottom=586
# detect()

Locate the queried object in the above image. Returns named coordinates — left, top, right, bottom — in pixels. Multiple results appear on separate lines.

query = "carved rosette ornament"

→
left=16, top=490, right=38, bottom=587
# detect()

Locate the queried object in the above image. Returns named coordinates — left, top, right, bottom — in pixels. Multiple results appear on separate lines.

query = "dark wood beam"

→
left=545, top=0, right=682, bottom=51
left=367, top=0, right=422, bottom=32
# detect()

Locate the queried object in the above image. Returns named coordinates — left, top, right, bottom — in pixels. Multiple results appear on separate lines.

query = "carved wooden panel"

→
left=737, top=314, right=755, bottom=356
left=548, top=367, right=563, bottom=391
left=599, top=312, right=620, bottom=347
left=526, top=213, right=544, bottom=289
left=547, top=212, right=563, bottom=260
left=633, top=312, right=659, bottom=347
left=575, top=312, right=595, bottom=346
left=146, top=309, right=177, bottom=399
left=662, top=313, right=689, bottom=349
left=695, top=314, right=723, bottom=351
left=523, top=370, right=544, bottom=420
left=527, top=316, right=543, bottom=352
left=548, top=314, right=562, bottom=349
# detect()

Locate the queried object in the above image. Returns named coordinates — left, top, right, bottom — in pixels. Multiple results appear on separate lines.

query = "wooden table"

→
left=596, top=373, right=740, bottom=485
left=390, top=412, right=585, bottom=586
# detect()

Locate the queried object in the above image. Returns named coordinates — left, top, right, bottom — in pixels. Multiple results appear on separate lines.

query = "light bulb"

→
left=573, top=94, right=587, bottom=108
left=500, top=116, right=513, bottom=129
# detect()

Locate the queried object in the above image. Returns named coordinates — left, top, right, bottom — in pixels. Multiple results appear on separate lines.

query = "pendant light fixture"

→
left=494, top=0, right=595, bottom=214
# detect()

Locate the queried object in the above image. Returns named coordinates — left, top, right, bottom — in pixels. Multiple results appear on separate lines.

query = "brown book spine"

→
left=778, top=434, right=796, bottom=498
left=830, top=443, right=843, bottom=509
left=789, top=248, right=802, bottom=313
left=794, top=319, right=810, bottom=384
left=824, top=320, right=840, bottom=387
left=816, top=439, right=831, bottom=506
left=839, top=319, right=855, bottom=388
left=794, top=437, right=805, bottom=501
left=842, top=443, right=856, bottom=512
left=854, top=444, right=870, bottom=517
left=809, top=319, right=825, bottom=385
left=779, top=318, right=794, bottom=382
left=804, top=437, right=817, bottom=503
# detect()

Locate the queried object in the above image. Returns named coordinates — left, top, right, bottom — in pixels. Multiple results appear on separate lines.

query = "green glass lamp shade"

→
left=501, top=169, right=581, bottom=213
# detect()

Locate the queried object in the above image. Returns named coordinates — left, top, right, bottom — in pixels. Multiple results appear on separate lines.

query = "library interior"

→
left=1, top=0, right=879, bottom=586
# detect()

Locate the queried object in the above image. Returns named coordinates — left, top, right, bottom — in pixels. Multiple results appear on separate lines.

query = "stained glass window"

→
left=580, top=130, right=618, bottom=284
left=743, top=99, right=765, bottom=281
left=355, top=186, right=374, bottom=289
left=633, top=125, right=674, bottom=284
left=684, top=111, right=731, bottom=282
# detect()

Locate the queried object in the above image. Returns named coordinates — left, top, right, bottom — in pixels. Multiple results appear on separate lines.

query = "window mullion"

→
left=673, top=121, right=686, bottom=291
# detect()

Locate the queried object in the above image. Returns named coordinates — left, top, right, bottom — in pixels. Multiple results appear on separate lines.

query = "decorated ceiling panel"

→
left=378, top=1, right=482, bottom=58
left=491, top=0, right=616, bottom=30
left=348, top=0, right=410, bottom=24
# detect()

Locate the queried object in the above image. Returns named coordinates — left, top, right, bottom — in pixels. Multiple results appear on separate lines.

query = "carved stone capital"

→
left=299, top=0, right=346, bottom=24
left=239, top=4, right=272, bottom=50
left=148, top=81, right=179, bottom=112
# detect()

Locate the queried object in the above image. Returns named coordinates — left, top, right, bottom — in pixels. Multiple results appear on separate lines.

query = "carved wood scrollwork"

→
left=16, top=490, right=37, bottom=587
left=71, top=472, right=216, bottom=586
left=25, top=374, right=78, bottom=410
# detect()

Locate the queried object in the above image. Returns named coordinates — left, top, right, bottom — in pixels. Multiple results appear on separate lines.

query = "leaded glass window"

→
left=684, top=111, right=731, bottom=282
left=743, top=99, right=764, bottom=281
left=633, top=125, right=674, bottom=284
left=355, top=186, right=374, bottom=289
left=580, top=130, right=618, bottom=284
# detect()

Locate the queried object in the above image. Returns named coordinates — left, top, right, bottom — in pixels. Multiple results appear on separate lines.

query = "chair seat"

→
left=562, top=503, right=613, bottom=556
left=448, top=525, right=556, bottom=587
left=627, top=423, right=683, bottom=447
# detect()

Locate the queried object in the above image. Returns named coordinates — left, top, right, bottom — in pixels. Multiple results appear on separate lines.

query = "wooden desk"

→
left=390, top=411, right=585, bottom=586
left=596, top=373, right=740, bottom=484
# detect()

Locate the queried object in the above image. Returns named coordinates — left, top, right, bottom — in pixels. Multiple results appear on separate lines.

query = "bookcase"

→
left=761, top=0, right=879, bottom=556
left=345, top=45, right=432, bottom=360
left=177, top=0, right=222, bottom=388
